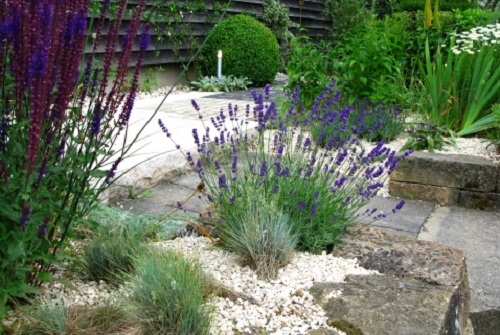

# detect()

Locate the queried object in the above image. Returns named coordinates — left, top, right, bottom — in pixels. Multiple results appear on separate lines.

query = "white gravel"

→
left=6, top=237, right=377, bottom=335
left=155, top=236, right=376, bottom=335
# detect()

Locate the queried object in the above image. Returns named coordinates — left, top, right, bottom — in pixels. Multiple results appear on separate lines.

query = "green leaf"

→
left=7, top=242, right=23, bottom=260
left=427, top=137, right=435, bottom=151
left=90, top=169, right=109, bottom=178
left=138, top=189, right=154, bottom=198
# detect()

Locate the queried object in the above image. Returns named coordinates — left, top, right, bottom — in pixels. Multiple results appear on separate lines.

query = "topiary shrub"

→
left=200, top=14, right=280, bottom=86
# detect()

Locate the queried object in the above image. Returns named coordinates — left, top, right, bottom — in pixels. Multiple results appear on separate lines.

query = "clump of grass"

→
left=220, top=192, right=296, bottom=280
left=80, top=223, right=145, bottom=285
left=128, top=247, right=213, bottom=335
left=20, top=298, right=139, bottom=335
left=84, top=204, right=189, bottom=240
left=80, top=204, right=192, bottom=284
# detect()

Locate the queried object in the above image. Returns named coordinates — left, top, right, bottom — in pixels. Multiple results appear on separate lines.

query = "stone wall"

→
left=389, top=152, right=500, bottom=212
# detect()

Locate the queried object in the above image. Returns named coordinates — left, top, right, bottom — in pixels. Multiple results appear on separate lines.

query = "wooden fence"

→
left=86, top=0, right=331, bottom=67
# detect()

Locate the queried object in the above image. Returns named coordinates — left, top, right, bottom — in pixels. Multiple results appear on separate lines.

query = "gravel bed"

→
left=156, top=236, right=376, bottom=335
left=4, top=236, right=377, bottom=335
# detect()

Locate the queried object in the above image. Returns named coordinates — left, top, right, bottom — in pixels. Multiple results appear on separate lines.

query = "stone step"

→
left=389, top=151, right=500, bottom=212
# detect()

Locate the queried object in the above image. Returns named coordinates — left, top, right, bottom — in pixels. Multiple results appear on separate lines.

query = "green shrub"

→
left=259, top=0, right=296, bottom=44
left=369, top=0, right=398, bottom=18
left=218, top=191, right=297, bottom=280
left=128, top=248, right=213, bottom=335
left=285, top=36, right=336, bottom=110
left=451, top=8, right=496, bottom=32
left=323, top=0, right=370, bottom=37
left=329, top=16, right=408, bottom=105
left=200, top=14, right=280, bottom=86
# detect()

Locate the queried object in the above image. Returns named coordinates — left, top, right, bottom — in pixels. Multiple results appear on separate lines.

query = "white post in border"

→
left=217, top=50, right=223, bottom=78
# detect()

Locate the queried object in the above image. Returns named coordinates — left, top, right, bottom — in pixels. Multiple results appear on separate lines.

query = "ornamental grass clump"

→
left=128, top=248, right=213, bottom=335
left=220, top=191, right=297, bottom=280
left=19, top=298, right=138, bottom=335
left=81, top=223, right=145, bottom=285
left=0, top=0, right=150, bottom=320
left=161, top=81, right=409, bottom=253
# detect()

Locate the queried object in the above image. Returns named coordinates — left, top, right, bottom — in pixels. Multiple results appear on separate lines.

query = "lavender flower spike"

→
left=191, top=99, right=200, bottom=111
left=105, top=157, right=122, bottom=184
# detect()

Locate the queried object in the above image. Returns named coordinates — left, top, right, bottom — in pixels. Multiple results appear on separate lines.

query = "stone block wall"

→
left=389, top=152, right=500, bottom=212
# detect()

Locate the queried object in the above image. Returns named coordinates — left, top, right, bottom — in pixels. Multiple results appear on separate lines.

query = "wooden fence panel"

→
left=86, top=0, right=331, bottom=67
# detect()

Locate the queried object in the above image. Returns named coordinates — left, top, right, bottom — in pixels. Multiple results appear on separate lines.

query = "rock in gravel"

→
left=328, top=224, right=470, bottom=335
left=310, top=274, right=465, bottom=335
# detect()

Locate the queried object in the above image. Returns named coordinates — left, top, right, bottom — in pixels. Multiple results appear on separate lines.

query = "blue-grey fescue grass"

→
left=221, top=193, right=297, bottom=280
left=81, top=222, right=145, bottom=285
left=128, top=247, right=213, bottom=335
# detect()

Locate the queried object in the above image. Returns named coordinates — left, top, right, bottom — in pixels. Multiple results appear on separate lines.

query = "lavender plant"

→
left=310, top=99, right=406, bottom=145
left=0, top=0, right=149, bottom=320
left=161, top=81, right=409, bottom=253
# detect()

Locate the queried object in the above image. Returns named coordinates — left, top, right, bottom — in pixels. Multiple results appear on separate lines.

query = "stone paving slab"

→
left=418, top=206, right=500, bottom=314
left=117, top=181, right=207, bottom=217
left=356, top=196, right=436, bottom=237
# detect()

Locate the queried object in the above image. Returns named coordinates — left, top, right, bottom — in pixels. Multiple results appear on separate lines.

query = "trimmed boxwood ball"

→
left=201, top=14, right=280, bottom=87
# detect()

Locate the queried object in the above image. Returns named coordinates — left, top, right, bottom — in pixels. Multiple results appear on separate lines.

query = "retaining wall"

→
left=389, top=152, right=500, bottom=212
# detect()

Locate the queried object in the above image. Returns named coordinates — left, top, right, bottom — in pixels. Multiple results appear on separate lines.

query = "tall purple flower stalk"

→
left=0, top=0, right=152, bottom=311
left=2, top=0, right=89, bottom=172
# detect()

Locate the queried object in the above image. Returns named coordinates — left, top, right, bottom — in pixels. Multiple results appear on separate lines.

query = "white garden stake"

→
left=217, top=50, right=222, bottom=78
